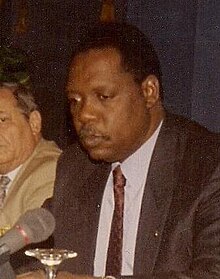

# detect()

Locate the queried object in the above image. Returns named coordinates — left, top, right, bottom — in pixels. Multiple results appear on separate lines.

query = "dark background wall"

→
left=126, top=0, right=220, bottom=133
left=1, top=0, right=220, bottom=148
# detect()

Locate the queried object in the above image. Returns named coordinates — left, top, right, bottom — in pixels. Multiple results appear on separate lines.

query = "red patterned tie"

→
left=105, top=165, right=126, bottom=276
left=0, top=176, right=10, bottom=208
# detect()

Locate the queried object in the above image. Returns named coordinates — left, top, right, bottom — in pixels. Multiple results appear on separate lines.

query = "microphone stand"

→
left=0, top=244, right=16, bottom=279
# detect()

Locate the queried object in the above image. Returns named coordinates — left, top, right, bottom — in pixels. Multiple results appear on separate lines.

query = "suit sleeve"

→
left=128, top=162, right=220, bottom=279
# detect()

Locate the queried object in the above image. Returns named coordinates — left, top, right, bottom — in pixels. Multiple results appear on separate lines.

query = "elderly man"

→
left=0, top=46, right=61, bottom=232
left=0, top=82, right=61, bottom=230
left=0, top=81, right=62, bottom=273
left=19, top=22, right=220, bottom=279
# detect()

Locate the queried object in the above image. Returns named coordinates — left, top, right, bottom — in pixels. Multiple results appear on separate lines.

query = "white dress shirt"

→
left=94, top=122, right=162, bottom=276
left=2, top=165, right=22, bottom=194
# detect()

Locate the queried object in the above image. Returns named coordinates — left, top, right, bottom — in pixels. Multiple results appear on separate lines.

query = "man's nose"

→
left=77, top=99, right=98, bottom=124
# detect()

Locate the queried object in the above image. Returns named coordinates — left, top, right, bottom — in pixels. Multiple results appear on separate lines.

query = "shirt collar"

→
left=4, top=165, right=23, bottom=182
left=112, top=121, right=163, bottom=189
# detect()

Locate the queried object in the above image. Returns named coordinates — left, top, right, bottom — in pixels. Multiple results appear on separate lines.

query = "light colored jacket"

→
left=0, top=138, right=61, bottom=229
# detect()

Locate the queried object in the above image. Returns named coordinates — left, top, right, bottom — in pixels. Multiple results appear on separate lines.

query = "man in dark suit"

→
left=20, top=22, right=220, bottom=279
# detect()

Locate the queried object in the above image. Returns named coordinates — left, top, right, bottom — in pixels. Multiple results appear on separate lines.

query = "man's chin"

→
left=0, top=156, right=11, bottom=165
left=86, top=147, right=121, bottom=163
left=83, top=146, right=110, bottom=162
left=87, top=150, right=106, bottom=162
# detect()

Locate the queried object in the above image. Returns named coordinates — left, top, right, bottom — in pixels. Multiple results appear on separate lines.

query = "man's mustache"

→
left=78, top=127, right=110, bottom=140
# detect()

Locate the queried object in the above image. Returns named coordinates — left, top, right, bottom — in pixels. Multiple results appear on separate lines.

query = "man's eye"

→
left=69, top=94, right=81, bottom=103
left=0, top=116, right=9, bottom=123
left=68, top=96, right=82, bottom=110
left=100, top=95, right=109, bottom=99
left=99, top=94, right=111, bottom=101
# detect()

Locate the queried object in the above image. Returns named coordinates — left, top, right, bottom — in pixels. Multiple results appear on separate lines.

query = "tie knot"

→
left=113, top=165, right=126, bottom=188
left=0, top=176, right=10, bottom=189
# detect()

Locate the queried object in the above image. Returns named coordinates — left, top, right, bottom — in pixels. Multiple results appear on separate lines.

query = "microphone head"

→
left=0, top=208, right=55, bottom=254
left=16, top=208, right=55, bottom=243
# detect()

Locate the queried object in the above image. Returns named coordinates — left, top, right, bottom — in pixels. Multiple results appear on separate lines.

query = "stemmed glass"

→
left=25, top=248, right=77, bottom=279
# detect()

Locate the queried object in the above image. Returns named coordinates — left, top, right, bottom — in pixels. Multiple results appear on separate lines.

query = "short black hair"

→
left=71, top=22, right=163, bottom=98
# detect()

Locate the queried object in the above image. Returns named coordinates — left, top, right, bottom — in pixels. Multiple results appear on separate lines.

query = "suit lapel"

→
left=134, top=115, right=183, bottom=274
left=3, top=140, right=42, bottom=206
left=59, top=159, right=111, bottom=275
left=80, top=162, right=111, bottom=274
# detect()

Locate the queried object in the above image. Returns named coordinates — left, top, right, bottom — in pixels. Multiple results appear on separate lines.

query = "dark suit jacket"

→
left=49, top=113, right=220, bottom=279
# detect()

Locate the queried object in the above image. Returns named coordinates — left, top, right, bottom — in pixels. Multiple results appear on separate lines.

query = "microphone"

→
left=0, top=207, right=55, bottom=254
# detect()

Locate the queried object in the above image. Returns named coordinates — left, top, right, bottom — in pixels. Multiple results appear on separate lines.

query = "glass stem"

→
left=45, top=265, right=58, bottom=279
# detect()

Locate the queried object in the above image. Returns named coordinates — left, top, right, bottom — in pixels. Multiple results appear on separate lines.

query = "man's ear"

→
left=29, top=110, right=42, bottom=135
left=141, top=75, right=160, bottom=109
